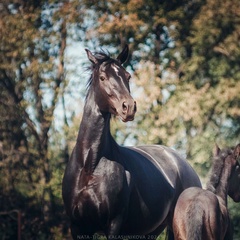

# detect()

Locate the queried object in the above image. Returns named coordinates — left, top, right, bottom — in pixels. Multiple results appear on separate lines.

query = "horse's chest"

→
left=75, top=186, right=105, bottom=219
left=72, top=159, right=129, bottom=222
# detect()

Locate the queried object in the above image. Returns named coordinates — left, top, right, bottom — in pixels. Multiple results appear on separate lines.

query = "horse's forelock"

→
left=88, top=49, right=111, bottom=67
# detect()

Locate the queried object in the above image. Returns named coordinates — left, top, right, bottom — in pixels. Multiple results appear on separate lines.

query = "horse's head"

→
left=228, top=143, right=240, bottom=202
left=85, top=45, right=136, bottom=122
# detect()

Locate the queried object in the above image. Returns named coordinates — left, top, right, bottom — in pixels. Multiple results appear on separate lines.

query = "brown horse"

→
left=62, top=45, right=201, bottom=240
left=173, top=143, right=240, bottom=240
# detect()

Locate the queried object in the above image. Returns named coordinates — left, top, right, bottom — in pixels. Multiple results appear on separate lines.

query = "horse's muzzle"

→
left=119, top=99, right=137, bottom=122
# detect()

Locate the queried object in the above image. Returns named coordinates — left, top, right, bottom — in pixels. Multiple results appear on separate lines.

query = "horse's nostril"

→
left=134, top=101, right=137, bottom=112
left=122, top=101, right=128, bottom=113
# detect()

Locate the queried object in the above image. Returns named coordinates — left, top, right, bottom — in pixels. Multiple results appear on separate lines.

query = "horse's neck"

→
left=76, top=93, right=114, bottom=172
left=210, top=161, right=232, bottom=205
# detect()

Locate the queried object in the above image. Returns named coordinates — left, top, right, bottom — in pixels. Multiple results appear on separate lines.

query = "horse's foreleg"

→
left=107, top=214, right=124, bottom=240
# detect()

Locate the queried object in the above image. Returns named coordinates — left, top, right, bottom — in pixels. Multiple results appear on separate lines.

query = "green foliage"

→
left=0, top=0, right=80, bottom=238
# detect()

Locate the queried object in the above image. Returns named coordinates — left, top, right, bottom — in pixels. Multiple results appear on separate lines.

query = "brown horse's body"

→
left=173, top=144, right=240, bottom=240
left=173, top=187, right=230, bottom=240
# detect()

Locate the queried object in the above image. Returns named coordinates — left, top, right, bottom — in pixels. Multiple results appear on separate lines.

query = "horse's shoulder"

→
left=95, top=157, right=125, bottom=175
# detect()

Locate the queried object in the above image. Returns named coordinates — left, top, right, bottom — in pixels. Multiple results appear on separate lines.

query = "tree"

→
left=0, top=0, right=83, bottom=238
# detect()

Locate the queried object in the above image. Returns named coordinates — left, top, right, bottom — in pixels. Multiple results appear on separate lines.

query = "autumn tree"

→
left=0, top=0, right=83, bottom=238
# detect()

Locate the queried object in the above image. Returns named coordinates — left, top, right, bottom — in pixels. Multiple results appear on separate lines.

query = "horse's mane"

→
left=206, top=147, right=233, bottom=193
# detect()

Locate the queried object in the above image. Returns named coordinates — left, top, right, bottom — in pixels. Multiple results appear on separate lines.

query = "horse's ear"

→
left=117, top=44, right=129, bottom=64
left=213, top=144, right=221, bottom=157
left=233, top=143, right=240, bottom=159
left=85, top=49, right=98, bottom=65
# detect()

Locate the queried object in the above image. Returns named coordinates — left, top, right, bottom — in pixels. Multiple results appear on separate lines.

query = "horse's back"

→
left=129, top=145, right=201, bottom=189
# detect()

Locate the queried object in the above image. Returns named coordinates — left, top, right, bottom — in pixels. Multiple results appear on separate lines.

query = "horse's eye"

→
left=126, top=72, right=131, bottom=81
left=100, top=76, right=105, bottom=81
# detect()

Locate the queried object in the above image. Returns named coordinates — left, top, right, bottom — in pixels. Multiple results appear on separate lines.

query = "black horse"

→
left=173, top=144, right=240, bottom=240
left=62, top=45, right=201, bottom=240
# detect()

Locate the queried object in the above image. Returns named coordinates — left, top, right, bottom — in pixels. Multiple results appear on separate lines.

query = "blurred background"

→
left=0, top=0, right=239, bottom=239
